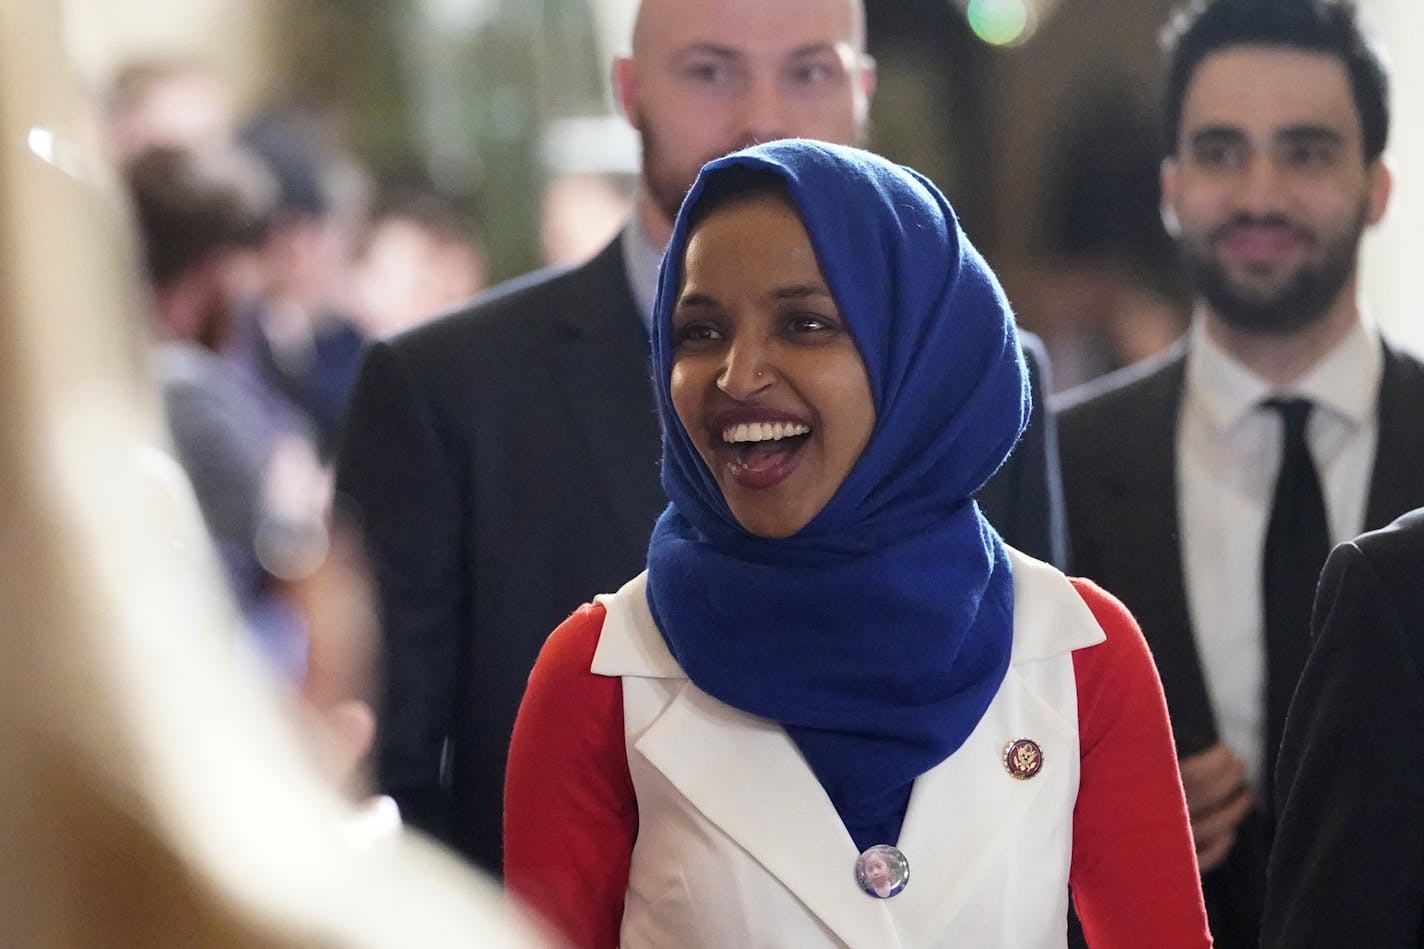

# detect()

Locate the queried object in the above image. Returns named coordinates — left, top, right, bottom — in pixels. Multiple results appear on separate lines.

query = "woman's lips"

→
left=715, top=431, right=809, bottom=490
left=708, top=410, right=811, bottom=490
left=723, top=442, right=802, bottom=489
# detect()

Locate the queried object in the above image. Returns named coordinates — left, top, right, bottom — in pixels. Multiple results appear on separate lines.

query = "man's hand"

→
left=1180, top=743, right=1254, bottom=873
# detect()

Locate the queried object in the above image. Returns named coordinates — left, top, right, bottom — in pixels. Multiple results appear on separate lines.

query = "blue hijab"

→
left=645, top=141, right=1029, bottom=851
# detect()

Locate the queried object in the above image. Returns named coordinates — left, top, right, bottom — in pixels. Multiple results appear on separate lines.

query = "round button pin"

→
left=1004, top=738, right=1044, bottom=780
left=855, top=844, right=909, bottom=899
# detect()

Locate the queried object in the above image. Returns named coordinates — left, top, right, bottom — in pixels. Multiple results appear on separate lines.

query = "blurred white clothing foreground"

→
left=0, top=3, right=547, bottom=945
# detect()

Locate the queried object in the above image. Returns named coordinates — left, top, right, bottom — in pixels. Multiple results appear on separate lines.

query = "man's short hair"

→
left=125, top=146, right=276, bottom=288
left=1160, top=0, right=1389, bottom=161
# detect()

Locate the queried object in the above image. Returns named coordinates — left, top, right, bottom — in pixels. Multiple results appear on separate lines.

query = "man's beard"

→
left=1182, top=204, right=1367, bottom=336
left=639, top=120, right=869, bottom=229
left=640, top=128, right=767, bottom=228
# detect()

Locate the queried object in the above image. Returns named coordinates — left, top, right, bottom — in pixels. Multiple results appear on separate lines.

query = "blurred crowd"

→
left=109, top=59, right=551, bottom=745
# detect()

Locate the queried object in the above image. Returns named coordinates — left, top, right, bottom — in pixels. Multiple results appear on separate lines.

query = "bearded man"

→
left=1057, top=2, right=1424, bottom=946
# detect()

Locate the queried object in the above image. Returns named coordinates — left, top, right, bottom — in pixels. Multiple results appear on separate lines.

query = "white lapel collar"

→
left=1006, top=547, right=1105, bottom=660
left=598, top=573, right=901, bottom=947
left=636, top=681, right=903, bottom=949
left=591, top=572, right=682, bottom=678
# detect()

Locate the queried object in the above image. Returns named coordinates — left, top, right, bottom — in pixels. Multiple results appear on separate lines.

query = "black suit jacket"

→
left=1057, top=337, right=1424, bottom=947
left=336, top=233, right=1068, bottom=875
left=1263, top=508, right=1424, bottom=948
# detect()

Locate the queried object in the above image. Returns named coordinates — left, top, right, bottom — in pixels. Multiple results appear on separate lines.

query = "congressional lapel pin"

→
left=1003, top=738, right=1043, bottom=780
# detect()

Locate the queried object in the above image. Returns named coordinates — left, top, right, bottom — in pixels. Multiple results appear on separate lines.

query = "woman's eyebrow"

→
left=676, top=291, right=718, bottom=308
left=770, top=283, right=833, bottom=301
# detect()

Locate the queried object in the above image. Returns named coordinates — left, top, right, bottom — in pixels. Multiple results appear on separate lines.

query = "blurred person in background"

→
left=0, top=2, right=548, bottom=942
left=337, top=0, right=1068, bottom=878
left=234, top=106, right=370, bottom=459
left=127, top=144, right=381, bottom=791
left=539, top=170, right=635, bottom=267
left=1057, top=1, right=1424, bottom=944
left=126, top=143, right=324, bottom=683
left=352, top=185, right=489, bottom=338
left=1022, top=98, right=1192, bottom=394
left=104, top=57, right=236, bottom=161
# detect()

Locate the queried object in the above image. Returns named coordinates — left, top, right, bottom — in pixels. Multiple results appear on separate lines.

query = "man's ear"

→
left=612, top=56, right=638, bottom=126
left=1365, top=157, right=1393, bottom=227
left=1160, top=157, right=1182, bottom=238
left=858, top=54, right=878, bottom=104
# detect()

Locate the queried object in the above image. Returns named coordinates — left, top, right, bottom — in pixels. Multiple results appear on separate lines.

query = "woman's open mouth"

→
left=719, top=420, right=810, bottom=489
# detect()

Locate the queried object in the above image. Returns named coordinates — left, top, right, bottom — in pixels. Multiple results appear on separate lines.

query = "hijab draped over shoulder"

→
left=646, top=140, right=1030, bottom=850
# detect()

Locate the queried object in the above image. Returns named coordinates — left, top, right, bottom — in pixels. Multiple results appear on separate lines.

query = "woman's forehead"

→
left=678, top=191, right=822, bottom=292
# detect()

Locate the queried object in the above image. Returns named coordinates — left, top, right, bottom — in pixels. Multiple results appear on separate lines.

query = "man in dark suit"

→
left=1057, top=1, right=1424, bottom=945
left=1262, top=508, right=1424, bottom=947
left=337, top=0, right=1068, bottom=876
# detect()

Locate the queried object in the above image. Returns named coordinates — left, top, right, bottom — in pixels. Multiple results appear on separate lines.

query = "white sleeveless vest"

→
left=591, top=548, right=1105, bottom=949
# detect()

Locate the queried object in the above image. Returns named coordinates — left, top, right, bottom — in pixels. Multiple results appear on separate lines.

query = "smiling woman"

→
left=504, top=140, right=1210, bottom=948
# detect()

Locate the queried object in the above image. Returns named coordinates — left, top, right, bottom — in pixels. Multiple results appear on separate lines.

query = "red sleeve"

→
left=504, top=603, right=636, bottom=949
left=1068, top=578, right=1211, bottom=948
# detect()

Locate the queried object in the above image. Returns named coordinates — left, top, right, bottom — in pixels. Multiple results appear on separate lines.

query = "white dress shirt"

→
left=1178, top=314, right=1381, bottom=791
left=620, top=201, right=664, bottom=336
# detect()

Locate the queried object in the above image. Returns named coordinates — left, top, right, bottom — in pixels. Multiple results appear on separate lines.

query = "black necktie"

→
left=1260, top=397, right=1330, bottom=809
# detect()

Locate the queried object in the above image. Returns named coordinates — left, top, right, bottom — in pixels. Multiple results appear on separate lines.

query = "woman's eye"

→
left=788, top=314, right=833, bottom=334
left=674, top=322, right=723, bottom=345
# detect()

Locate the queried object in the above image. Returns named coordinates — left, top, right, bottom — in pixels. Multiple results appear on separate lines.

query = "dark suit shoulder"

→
left=1054, top=340, right=1186, bottom=468
left=1055, top=338, right=1187, bottom=420
left=387, top=235, right=636, bottom=373
left=1376, top=338, right=1424, bottom=434
left=1365, top=340, right=1424, bottom=531
left=1382, top=337, right=1424, bottom=380
left=1321, top=507, right=1424, bottom=683
left=1018, top=327, right=1048, bottom=368
left=355, top=236, right=644, bottom=426
left=1352, top=507, right=1424, bottom=576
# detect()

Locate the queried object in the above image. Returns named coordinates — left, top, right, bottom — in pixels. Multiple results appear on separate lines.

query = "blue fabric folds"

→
left=645, top=140, right=1029, bottom=850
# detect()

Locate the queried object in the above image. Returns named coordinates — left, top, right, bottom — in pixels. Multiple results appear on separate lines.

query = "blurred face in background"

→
left=1161, top=46, right=1390, bottom=335
left=615, top=0, right=875, bottom=244
left=106, top=61, right=235, bottom=161
left=354, top=213, right=487, bottom=336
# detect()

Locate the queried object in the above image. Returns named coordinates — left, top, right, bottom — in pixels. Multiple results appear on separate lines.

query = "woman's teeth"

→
left=722, top=421, right=811, bottom=444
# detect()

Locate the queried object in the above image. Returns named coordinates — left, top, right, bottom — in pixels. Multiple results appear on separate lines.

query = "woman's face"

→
left=865, top=854, right=890, bottom=886
left=670, top=193, right=875, bottom=538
